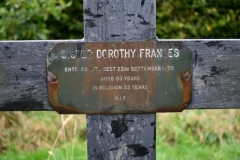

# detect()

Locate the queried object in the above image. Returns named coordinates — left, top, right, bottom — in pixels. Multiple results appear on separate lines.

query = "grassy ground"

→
left=0, top=141, right=87, bottom=160
left=0, top=110, right=240, bottom=159
left=156, top=110, right=240, bottom=160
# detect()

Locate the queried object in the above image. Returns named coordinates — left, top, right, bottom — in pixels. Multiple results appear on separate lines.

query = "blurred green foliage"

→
left=0, top=0, right=239, bottom=40
left=0, top=0, right=83, bottom=40
left=156, top=0, right=240, bottom=38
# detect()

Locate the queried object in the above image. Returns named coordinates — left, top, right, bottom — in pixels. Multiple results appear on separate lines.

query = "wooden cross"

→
left=1, top=0, right=240, bottom=159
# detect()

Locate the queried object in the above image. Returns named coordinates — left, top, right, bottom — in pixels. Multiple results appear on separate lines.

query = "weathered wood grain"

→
left=0, top=40, right=80, bottom=111
left=84, top=0, right=156, bottom=159
left=1, top=40, right=240, bottom=111
left=186, top=40, right=240, bottom=109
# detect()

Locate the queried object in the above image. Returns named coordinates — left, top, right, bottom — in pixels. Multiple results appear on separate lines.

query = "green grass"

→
left=156, top=131, right=240, bottom=160
left=1, top=135, right=240, bottom=160
left=0, top=110, right=240, bottom=159
left=156, top=110, right=240, bottom=160
left=0, top=140, right=87, bottom=160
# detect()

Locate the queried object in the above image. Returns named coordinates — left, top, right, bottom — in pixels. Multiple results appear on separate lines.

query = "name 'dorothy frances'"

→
left=61, top=48, right=180, bottom=59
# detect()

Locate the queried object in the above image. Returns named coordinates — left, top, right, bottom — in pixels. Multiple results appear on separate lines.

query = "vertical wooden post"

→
left=84, top=0, right=156, bottom=159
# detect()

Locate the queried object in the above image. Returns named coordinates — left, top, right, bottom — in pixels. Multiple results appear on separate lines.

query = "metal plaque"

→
left=47, top=41, right=192, bottom=114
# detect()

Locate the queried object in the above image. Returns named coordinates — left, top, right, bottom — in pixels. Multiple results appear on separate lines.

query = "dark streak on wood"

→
left=141, top=0, right=145, bottom=7
left=84, top=8, right=103, bottom=18
left=110, top=144, right=150, bottom=157
left=85, top=19, right=97, bottom=28
left=138, top=14, right=150, bottom=25
left=126, top=13, right=135, bottom=17
left=2, top=101, right=43, bottom=111
left=110, top=118, right=132, bottom=138
left=111, top=34, right=121, bottom=37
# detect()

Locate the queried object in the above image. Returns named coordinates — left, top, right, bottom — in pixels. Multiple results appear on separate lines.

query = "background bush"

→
left=0, top=0, right=239, bottom=40
left=0, top=0, right=83, bottom=40
left=156, top=0, right=240, bottom=38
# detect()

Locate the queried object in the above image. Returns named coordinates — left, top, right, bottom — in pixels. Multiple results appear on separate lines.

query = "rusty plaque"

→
left=47, top=41, right=192, bottom=114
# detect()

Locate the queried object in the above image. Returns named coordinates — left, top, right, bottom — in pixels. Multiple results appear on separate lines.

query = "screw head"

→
left=51, top=77, right=57, bottom=82
left=183, top=72, right=190, bottom=81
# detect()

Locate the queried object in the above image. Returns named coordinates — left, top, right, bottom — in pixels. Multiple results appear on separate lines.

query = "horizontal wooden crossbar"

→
left=0, top=39, right=239, bottom=112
